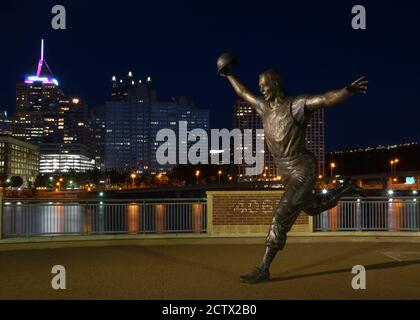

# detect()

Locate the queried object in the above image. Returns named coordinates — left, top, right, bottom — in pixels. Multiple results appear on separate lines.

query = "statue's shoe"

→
left=240, top=267, right=270, bottom=284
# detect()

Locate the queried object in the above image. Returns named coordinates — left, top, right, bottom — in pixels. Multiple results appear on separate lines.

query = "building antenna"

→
left=36, top=39, right=44, bottom=77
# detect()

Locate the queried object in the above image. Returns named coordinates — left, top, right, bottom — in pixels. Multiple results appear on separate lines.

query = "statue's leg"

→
left=265, top=170, right=315, bottom=252
left=240, top=159, right=316, bottom=284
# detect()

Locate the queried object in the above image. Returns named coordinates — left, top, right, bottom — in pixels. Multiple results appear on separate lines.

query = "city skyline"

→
left=1, top=1, right=419, bottom=152
left=4, top=35, right=420, bottom=154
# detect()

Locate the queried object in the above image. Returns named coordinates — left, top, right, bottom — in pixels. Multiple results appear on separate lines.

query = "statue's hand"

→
left=219, top=67, right=231, bottom=77
left=346, top=76, right=368, bottom=95
left=217, top=52, right=238, bottom=77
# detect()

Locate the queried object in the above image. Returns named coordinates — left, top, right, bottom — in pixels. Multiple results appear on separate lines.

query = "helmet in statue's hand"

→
left=217, top=52, right=238, bottom=76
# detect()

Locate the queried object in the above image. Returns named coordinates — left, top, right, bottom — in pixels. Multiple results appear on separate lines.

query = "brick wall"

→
left=207, top=191, right=311, bottom=235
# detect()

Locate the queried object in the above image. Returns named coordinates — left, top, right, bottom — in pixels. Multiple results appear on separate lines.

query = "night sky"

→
left=1, top=0, right=419, bottom=151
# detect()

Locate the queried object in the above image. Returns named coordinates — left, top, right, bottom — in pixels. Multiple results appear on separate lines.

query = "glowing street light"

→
left=394, top=158, right=399, bottom=176
left=390, top=160, right=394, bottom=177
left=218, top=170, right=222, bottom=184
left=330, top=163, right=336, bottom=179
left=130, top=173, right=137, bottom=187
left=195, top=170, right=200, bottom=184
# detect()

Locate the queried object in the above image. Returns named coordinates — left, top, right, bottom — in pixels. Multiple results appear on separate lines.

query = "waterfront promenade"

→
left=1, top=237, right=420, bottom=299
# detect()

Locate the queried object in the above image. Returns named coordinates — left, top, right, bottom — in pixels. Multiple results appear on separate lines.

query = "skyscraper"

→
left=89, top=105, right=106, bottom=171
left=13, top=40, right=94, bottom=173
left=234, top=99, right=325, bottom=181
left=306, top=108, right=326, bottom=177
left=39, top=97, right=94, bottom=173
left=14, top=40, right=64, bottom=144
left=105, top=72, right=154, bottom=173
left=105, top=72, right=210, bottom=174
left=149, top=96, right=210, bottom=173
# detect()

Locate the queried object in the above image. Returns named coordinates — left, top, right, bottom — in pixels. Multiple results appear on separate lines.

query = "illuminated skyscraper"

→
left=306, top=108, right=326, bottom=177
left=14, top=40, right=64, bottom=143
left=149, top=96, right=210, bottom=173
left=13, top=40, right=94, bottom=173
left=89, top=105, right=106, bottom=171
left=105, top=72, right=154, bottom=173
left=105, top=73, right=209, bottom=173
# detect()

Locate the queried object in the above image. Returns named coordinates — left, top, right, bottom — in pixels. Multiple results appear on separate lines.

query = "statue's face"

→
left=259, top=75, right=278, bottom=102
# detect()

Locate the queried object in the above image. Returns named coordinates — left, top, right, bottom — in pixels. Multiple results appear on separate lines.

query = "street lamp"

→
left=218, top=170, right=222, bottom=184
left=130, top=173, right=136, bottom=187
left=390, top=160, right=394, bottom=177
left=196, top=170, right=200, bottom=184
left=394, top=158, right=399, bottom=176
left=330, top=163, right=336, bottom=179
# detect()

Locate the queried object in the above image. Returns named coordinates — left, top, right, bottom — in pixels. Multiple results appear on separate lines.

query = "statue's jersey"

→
left=257, top=95, right=313, bottom=161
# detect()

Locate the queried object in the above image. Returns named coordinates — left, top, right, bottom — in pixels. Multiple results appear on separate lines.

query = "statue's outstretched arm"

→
left=226, top=75, right=265, bottom=113
left=306, top=76, right=368, bottom=111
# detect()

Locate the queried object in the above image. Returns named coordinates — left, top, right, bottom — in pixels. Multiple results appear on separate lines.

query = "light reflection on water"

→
left=2, top=201, right=202, bottom=237
left=4, top=202, right=127, bottom=236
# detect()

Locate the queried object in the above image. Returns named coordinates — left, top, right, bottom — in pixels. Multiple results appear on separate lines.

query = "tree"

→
left=10, top=176, right=23, bottom=188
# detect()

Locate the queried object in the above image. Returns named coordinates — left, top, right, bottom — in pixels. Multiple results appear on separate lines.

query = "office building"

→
left=0, top=135, right=39, bottom=187
left=105, top=72, right=210, bottom=174
left=0, top=111, right=12, bottom=135
left=306, top=108, right=325, bottom=177
left=89, top=105, right=106, bottom=171
left=13, top=40, right=94, bottom=173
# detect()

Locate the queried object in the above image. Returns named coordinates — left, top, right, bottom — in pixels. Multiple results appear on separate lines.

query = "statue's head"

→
left=259, top=69, right=283, bottom=101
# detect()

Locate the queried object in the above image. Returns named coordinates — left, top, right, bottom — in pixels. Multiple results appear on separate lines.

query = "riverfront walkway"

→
left=1, top=237, right=420, bottom=299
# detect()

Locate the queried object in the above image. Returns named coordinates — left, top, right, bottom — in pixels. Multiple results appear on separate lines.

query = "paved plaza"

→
left=1, top=238, right=420, bottom=299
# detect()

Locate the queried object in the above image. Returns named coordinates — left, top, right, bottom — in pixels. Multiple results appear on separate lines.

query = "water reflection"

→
left=3, top=202, right=140, bottom=237
left=2, top=201, right=205, bottom=238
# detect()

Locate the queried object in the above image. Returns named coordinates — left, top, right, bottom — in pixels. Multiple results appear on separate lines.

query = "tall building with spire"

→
left=14, top=39, right=64, bottom=144
left=13, top=40, right=94, bottom=173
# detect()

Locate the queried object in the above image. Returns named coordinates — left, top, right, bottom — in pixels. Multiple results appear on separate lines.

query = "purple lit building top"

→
left=24, top=39, right=59, bottom=86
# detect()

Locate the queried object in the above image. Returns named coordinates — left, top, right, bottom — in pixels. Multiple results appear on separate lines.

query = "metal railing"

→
left=313, top=197, right=420, bottom=232
left=1, top=198, right=207, bottom=238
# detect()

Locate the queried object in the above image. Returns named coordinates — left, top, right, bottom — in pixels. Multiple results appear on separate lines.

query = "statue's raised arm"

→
left=217, top=53, right=266, bottom=114
left=305, top=76, right=368, bottom=111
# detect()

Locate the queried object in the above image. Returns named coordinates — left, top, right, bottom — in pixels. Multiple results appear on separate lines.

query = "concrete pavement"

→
left=1, top=239, right=420, bottom=299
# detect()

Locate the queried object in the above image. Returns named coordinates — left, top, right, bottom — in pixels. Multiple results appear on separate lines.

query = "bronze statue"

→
left=217, top=52, right=368, bottom=284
